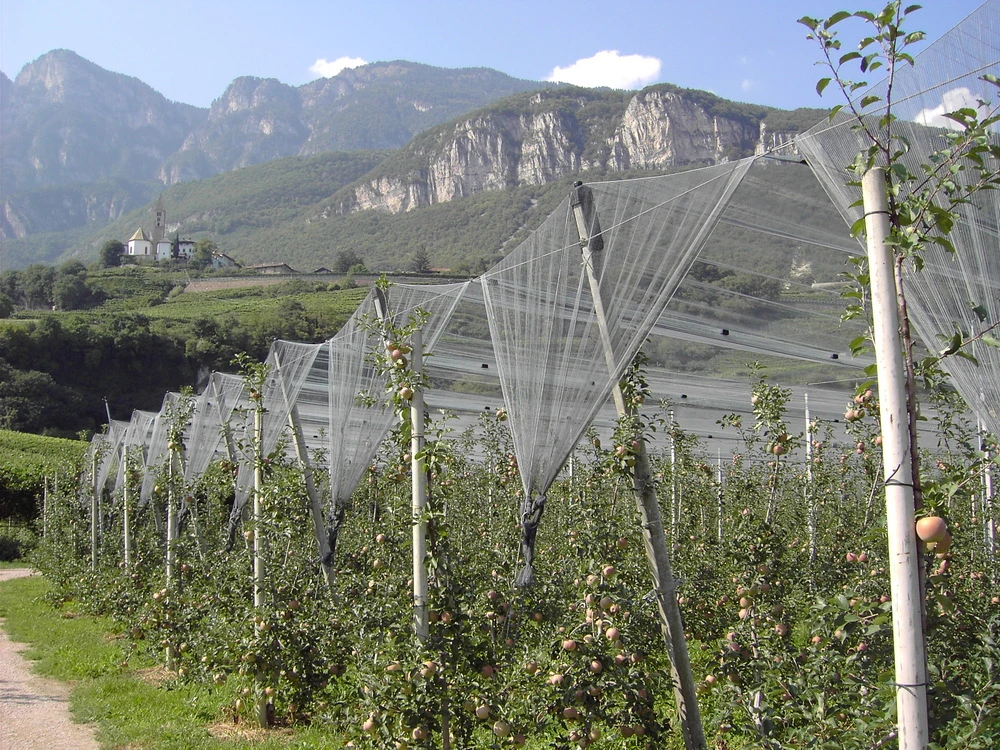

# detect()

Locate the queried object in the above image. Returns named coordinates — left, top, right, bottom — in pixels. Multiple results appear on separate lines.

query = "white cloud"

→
left=913, top=86, right=990, bottom=130
left=741, top=79, right=759, bottom=92
left=310, top=56, right=367, bottom=78
left=545, top=50, right=661, bottom=90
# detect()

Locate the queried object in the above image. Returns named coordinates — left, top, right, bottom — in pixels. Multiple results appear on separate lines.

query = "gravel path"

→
left=0, top=568, right=100, bottom=749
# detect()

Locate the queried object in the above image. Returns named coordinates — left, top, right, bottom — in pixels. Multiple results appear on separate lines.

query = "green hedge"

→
left=0, top=430, right=86, bottom=520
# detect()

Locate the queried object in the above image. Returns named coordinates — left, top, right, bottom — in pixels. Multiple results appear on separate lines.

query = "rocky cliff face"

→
left=1, top=52, right=545, bottom=241
left=1, top=50, right=205, bottom=194
left=335, top=86, right=800, bottom=216
left=2, top=51, right=815, bottom=260
left=0, top=181, right=159, bottom=240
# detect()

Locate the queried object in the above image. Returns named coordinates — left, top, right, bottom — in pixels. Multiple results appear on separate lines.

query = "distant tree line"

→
left=0, top=261, right=107, bottom=313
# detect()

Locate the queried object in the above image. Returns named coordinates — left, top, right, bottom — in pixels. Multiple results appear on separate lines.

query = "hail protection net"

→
left=139, top=392, right=186, bottom=510
left=631, top=155, right=877, bottom=455
left=481, top=160, right=751, bottom=500
left=183, top=372, right=247, bottom=484
left=230, top=282, right=470, bottom=548
left=114, top=410, right=157, bottom=495
left=797, top=0, right=1000, bottom=436
left=94, top=420, right=129, bottom=501
left=423, top=279, right=503, bottom=441
left=319, top=282, right=469, bottom=509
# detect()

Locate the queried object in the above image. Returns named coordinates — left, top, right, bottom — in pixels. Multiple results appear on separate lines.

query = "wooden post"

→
left=165, top=448, right=179, bottom=671
left=716, top=451, right=724, bottom=544
left=374, top=289, right=430, bottom=642
left=410, top=328, right=430, bottom=642
left=123, top=450, right=131, bottom=569
left=91, top=450, right=99, bottom=571
left=288, top=403, right=335, bottom=588
left=571, top=182, right=706, bottom=750
left=805, top=393, right=817, bottom=565
left=669, top=410, right=678, bottom=538
left=862, top=167, right=929, bottom=750
left=252, top=394, right=268, bottom=728
left=983, top=427, right=995, bottom=570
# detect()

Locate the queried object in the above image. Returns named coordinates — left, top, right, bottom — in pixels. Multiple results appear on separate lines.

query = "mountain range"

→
left=1, top=50, right=827, bottom=271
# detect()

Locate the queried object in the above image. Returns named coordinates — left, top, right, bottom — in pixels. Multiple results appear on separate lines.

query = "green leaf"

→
left=816, top=77, right=832, bottom=97
left=982, top=334, right=1000, bottom=349
left=824, top=10, right=852, bottom=29
left=970, top=303, right=989, bottom=323
left=849, top=335, right=869, bottom=351
left=939, top=332, right=963, bottom=358
left=860, top=94, right=882, bottom=109
left=839, top=51, right=861, bottom=65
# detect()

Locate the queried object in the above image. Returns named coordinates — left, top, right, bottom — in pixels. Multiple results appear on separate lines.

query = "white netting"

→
left=797, top=0, right=1000, bottom=436
left=184, top=372, right=247, bottom=484
left=229, top=282, right=470, bottom=549
left=139, top=392, right=185, bottom=510
left=114, top=410, right=157, bottom=495
left=92, top=2, right=997, bottom=590
left=94, top=420, right=129, bottom=500
left=482, top=160, right=752, bottom=500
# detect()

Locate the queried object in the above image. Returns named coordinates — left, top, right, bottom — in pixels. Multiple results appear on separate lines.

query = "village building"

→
left=125, top=197, right=200, bottom=262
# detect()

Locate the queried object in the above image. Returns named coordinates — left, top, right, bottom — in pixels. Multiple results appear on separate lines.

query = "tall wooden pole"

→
left=165, top=448, right=179, bottom=670
left=862, top=167, right=929, bottom=750
left=252, top=395, right=268, bottom=727
left=410, top=328, right=430, bottom=642
left=805, top=393, right=817, bottom=565
left=123, top=450, right=131, bottom=569
left=669, top=410, right=678, bottom=537
left=984, top=429, right=995, bottom=571
left=571, top=182, right=706, bottom=750
left=716, top=451, right=723, bottom=544
left=374, top=289, right=430, bottom=642
left=91, top=450, right=99, bottom=571
left=288, top=404, right=335, bottom=588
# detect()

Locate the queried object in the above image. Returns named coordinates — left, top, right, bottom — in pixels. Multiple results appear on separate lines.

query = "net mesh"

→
left=114, top=410, right=157, bottom=495
left=228, top=282, right=471, bottom=548
left=797, top=0, right=1000, bottom=436
left=184, top=372, right=247, bottom=484
left=482, top=160, right=751, bottom=500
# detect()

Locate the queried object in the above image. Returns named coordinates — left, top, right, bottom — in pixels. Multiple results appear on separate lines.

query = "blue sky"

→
left=0, top=0, right=987, bottom=111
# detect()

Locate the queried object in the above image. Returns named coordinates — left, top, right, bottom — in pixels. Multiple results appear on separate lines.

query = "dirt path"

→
left=0, top=568, right=100, bottom=749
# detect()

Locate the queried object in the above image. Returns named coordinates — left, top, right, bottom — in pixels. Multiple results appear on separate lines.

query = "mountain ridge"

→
left=1, top=49, right=827, bottom=273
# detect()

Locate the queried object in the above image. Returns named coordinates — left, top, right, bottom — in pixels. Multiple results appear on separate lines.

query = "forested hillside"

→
left=0, top=265, right=367, bottom=437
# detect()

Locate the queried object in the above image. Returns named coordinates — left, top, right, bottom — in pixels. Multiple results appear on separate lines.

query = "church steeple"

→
left=152, top=195, right=166, bottom=247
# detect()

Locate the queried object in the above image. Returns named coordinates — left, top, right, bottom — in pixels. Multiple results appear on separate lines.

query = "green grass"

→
left=0, top=575, right=347, bottom=749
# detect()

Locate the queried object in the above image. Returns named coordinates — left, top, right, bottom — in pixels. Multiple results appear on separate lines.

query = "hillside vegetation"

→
left=0, top=430, right=87, bottom=521
left=0, top=266, right=368, bottom=437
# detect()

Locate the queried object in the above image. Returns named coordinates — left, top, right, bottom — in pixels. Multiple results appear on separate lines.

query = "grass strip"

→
left=0, top=574, right=345, bottom=749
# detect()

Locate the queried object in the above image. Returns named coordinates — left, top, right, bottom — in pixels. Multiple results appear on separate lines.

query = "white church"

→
left=125, top=196, right=196, bottom=261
